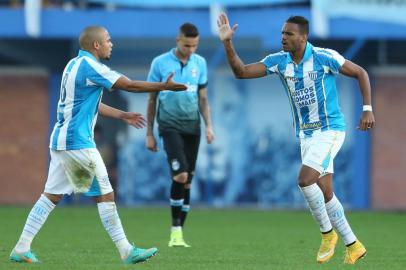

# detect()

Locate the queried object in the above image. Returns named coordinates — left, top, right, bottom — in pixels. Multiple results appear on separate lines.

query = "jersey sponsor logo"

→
left=300, top=121, right=322, bottom=130
left=291, top=86, right=316, bottom=108
left=187, top=84, right=198, bottom=92
left=86, top=78, right=97, bottom=86
left=171, top=159, right=180, bottom=171
left=285, top=76, right=299, bottom=83
left=308, top=71, right=318, bottom=81
left=191, top=68, right=198, bottom=78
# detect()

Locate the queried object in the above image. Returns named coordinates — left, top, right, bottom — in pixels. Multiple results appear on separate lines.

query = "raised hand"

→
left=122, top=112, right=147, bottom=129
left=165, top=72, right=187, bottom=91
left=217, top=13, right=238, bottom=42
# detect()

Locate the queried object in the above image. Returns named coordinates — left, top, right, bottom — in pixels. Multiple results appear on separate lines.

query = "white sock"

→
left=15, top=194, right=56, bottom=253
left=326, top=194, right=357, bottom=245
left=299, top=184, right=333, bottom=233
left=97, top=202, right=132, bottom=258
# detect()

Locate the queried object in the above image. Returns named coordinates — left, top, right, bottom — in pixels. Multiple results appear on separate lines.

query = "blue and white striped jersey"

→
left=50, top=50, right=121, bottom=150
left=261, top=42, right=346, bottom=138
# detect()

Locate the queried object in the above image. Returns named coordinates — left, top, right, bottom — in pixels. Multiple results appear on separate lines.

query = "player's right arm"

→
left=145, top=92, right=159, bottom=152
left=112, top=73, right=187, bottom=93
left=217, top=13, right=267, bottom=79
left=85, top=57, right=186, bottom=93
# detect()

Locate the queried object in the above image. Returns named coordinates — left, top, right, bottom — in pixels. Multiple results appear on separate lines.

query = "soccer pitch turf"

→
left=0, top=207, right=405, bottom=270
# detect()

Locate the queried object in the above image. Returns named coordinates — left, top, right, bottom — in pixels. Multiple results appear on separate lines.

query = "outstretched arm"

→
left=198, top=88, right=214, bottom=144
left=112, top=73, right=187, bottom=93
left=99, top=103, right=146, bottom=129
left=145, top=92, right=159, bottom=152
left=217, top=13, right=266, bottom=79
left=340, top=60, right=375, bottom=131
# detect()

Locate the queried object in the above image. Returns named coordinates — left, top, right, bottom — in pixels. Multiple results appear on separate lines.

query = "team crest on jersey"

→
left=308, top=71, right=318, bottom=81
left=191, top=68, right=198, bottom=78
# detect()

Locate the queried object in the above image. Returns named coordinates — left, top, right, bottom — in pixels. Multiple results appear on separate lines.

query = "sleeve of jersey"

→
left=147, top=58, right=162, bottom=83
left=198, top=58, right=208, bottom=90
left=85, top=59, right=121, bottom=90
left=260, top=53, right=281, bottom=75
left=325, top=49, right=346, bottom=74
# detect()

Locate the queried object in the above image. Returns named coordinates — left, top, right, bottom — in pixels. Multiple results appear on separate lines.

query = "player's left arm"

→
left=339, top=60, right=375, bottom=131
left=198, top=87, right=214, bottom=144
left=98, top=103, right=146, bottom=129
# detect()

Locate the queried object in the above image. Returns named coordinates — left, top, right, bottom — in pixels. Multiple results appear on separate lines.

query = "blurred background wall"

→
left=0, top=0, right=405, bottom=209
left=0, top=70, right=48, bottom=203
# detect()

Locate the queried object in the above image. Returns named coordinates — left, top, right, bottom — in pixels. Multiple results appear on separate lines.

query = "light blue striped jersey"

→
left=147, top=48, right=208, bottom=135
left=261, top=42, right=346, bottom=138
left=50, top=50, right=121, bottom=150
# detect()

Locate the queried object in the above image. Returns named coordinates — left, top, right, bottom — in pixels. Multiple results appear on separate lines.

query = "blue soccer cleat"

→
left=122, top=246, right=158, bottom=264
left=10, top=249, right=39, bottom=263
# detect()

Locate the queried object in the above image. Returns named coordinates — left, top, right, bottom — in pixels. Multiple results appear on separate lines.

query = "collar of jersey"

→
left=78, top=50, right=98, bottom=61
left=286, top=42, right=313, bottom=65
left=170, top=48, right=192, bottom=64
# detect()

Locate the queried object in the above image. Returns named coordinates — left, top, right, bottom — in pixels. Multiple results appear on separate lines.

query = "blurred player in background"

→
left=217, top=13, right=375, bottom=264
left=10, top=25, right=186, bottom=264
left=146, top=23, right=214, bottom=247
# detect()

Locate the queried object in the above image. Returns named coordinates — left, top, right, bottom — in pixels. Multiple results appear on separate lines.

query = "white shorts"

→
left=300, top=130, right=345, bottom=176
left=44, top=148, right=113, bottom=196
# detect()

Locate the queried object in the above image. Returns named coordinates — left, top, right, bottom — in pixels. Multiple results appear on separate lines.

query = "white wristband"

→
left=363, top=105, right=373, bottom=112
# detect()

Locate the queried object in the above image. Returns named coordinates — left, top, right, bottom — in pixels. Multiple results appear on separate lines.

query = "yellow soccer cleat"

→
left=317, top=230, right=338, bottom=263
left=344, top=240, right=366, bottom=264
left=168, top=230, right=191, bottom=247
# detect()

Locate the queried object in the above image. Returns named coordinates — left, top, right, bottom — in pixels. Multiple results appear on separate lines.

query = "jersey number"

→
left=60, top=73, right=69, bottom=102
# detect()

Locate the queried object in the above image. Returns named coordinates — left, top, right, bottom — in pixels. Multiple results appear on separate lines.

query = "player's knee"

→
left=43, top=192, right=63, bottom=204
left=298, top=176, right=313, bottom=187
left=184, top=172, right=194, bottom=189
left=323, top=190, right=334, bottom=202
left=298, top=165, right=320, bottom=187
left=188, top=171, right=194, bottom=181
left=96, top=192, right=115, bottom=203
left=173, top=172, right=188, bottom=184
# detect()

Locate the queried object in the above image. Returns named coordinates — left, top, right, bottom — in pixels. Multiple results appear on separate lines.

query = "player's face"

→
left=176, top=35, right=199, bottom=59
left=98, top=30, right=113, bottom=60
left=281, top=23, right=306, bottom=53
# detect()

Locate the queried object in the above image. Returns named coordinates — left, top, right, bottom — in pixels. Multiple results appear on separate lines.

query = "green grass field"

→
left=0, top=207, right=405, bottom=270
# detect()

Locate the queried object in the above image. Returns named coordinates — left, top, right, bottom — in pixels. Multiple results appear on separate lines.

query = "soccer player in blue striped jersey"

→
left=218, top=14, right=375, bottom=264
left=10, top=26, right=186, bottom=265
left=146, top=23, right=214, bottom=247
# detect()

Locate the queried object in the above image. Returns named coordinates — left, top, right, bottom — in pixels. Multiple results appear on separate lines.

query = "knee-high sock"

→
left=170, top=181, right=185, bottom=227
left=325, top=195, right=357, bottom=245
left=97, top=202, right=132, bottom=258
left=15, top=194, right=56, bottom=253
left=299, top=184, right=333, bottom=233
left=180, top=188, right=190, bottom=227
